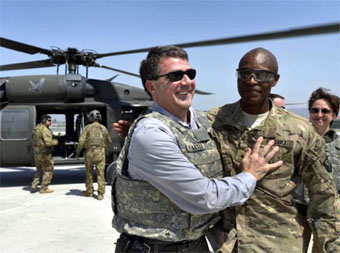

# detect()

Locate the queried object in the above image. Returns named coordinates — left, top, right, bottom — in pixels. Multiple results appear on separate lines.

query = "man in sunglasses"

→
left=31, top=114, right=58, bottom=194
left=111, top=46, right=283, bottom=253
left=208, top=47, right=340, bottom=252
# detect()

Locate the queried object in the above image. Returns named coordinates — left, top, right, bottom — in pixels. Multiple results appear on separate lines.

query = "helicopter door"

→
left=0, top=105, right=36, bottom=166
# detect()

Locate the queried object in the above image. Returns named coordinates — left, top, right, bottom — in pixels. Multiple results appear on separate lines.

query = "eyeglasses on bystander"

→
left=309, top=108, right=332, bottom=114
left=236, top=68, right=277, bottom=82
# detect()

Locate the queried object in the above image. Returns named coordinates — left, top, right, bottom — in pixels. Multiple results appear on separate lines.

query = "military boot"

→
left=31, top=185, right=38, bottom=192
left=97, top=194, right=104, bottom=200
left=82, top=191, right=93, bottom=197
left=40, top=188, right=54, bottom=194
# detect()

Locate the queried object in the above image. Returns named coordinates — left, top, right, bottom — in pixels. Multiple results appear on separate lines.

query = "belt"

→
left=295, top=203, right=307, bottom=216
left=119, top=233, right=195, bottom=252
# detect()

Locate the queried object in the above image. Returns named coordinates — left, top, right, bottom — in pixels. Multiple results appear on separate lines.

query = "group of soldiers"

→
left=30, top=110, right=111, bottom=201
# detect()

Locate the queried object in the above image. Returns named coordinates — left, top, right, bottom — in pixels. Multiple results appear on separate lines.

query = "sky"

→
left=1, top=0, right=339, bottom=117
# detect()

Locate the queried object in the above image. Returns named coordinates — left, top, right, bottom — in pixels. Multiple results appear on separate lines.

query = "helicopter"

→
left=0, top=22, right=339, bottom=168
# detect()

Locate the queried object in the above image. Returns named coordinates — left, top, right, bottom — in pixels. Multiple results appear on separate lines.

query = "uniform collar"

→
left=151, top=102, right=198, bottom=129
left=225, top=100, right=279, bottom=138
left=324, top=129, right=339, bottom=143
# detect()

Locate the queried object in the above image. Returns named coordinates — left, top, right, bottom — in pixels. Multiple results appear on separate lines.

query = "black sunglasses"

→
left=309, top=108, right=332, bottom=114
left=154, top=69, right=196, bottom=82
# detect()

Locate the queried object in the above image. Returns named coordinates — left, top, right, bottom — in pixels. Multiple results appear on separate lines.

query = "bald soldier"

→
left=207, top=48, right=340, bottom=252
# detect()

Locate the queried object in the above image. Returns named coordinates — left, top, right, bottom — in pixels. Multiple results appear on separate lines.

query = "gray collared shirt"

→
left=127, top=102, right=256, bottom=214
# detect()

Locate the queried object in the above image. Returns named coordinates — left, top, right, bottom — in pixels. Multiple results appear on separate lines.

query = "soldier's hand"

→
left=113, top=120, right=131, bottom=139
left=241, top=137, right=283, bottom=181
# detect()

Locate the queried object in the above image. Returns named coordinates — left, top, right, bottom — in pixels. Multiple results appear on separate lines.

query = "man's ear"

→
left=271, top=74, right=280, bottom=87
left=146, top=80, right=156, bottom=95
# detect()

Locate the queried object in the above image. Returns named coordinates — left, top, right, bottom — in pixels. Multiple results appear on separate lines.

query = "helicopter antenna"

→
left=106, top=74, right=119, bottom=82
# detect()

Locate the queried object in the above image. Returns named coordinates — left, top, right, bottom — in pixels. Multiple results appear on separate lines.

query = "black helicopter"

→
left=0, top=22, right=339, bottom=168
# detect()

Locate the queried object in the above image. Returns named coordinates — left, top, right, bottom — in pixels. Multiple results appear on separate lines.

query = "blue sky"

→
left=1, top=0, right=339, bottom=115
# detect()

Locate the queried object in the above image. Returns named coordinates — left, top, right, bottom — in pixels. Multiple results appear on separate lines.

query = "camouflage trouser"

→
left=84, top=147, right=106, bottom=195
left=296, top=211, right=312, bottom=253
left=206, top=220, right=237, bottom=253
left=32, top=152, right=54, bottom=190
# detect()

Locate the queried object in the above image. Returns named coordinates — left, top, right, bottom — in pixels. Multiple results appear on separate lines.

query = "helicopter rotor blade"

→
left=195, top=89, right=214, bottom=95
left=95, top=63, right=214, bottom=95
left=0, top=37, right=52, bottom=55
left=95, top=64, right=140, bottom=78
left=285, top=102, right=307, bottom=106
left=0, top=59, right=54, bottom=71
left=106, top=74, right=120, bottom=82
left=95, top=48, right=153, bottom=58
left=95, top=23, right=340, bottom=58
left=174, top=23, right=340, bottom=49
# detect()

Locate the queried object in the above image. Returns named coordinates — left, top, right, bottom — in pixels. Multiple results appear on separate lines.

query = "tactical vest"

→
left=112, top=111, right=223, bottom=241
left=32, top=124, right=43, bottom=148
left=325, top=137, right=340, bottom=192
left=85, top=122, right=106, bottom=149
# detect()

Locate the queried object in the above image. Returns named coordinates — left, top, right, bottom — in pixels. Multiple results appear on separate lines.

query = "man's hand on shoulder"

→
left=242, top=137, right=283, bottom=181
left=113, top=120, right=131, bottom=139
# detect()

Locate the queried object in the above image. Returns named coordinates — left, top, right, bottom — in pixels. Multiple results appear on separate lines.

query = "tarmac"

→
left=0, top=166, right=314, bottom=253
left=0, top=166, right=119, bottom=253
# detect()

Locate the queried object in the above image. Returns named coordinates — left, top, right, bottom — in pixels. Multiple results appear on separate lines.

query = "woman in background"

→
left=308, top=87, right=340, bottom=192
left=295, top=87, right=340, bottom=252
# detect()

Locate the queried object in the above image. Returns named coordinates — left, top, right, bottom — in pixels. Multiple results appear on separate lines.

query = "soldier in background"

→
left=292, top=87, right=340, bottom=252
left=31, top=114, right=58, bottom=194
left=309, top=88, right=340, bottom=192
left=76, top=110, right=111, bottom=200
left=269, top=93, right=285, bottom=109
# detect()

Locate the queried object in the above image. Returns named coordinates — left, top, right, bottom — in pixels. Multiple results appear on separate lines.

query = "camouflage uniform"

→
left=292, top=129, right=340, bottom=252
left=76, top=121, right=111, bottom=195
left=112, top=111, right=223, bottom=243
left=293, top=130, right=340, bottom=205
left=324, top=130, right=340, bottom=192
left=207, top=101, right=340, bottom=253
left=31, top=123, right=58, bottom=190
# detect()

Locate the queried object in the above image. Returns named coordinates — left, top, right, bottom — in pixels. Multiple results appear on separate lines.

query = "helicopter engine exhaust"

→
left=3, top=74, right=93, bottom=103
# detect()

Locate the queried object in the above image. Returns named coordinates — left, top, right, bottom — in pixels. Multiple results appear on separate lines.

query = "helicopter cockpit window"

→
left=49, top=114, right=66, bottom=137
left=0, top=110, right=29, bottom=140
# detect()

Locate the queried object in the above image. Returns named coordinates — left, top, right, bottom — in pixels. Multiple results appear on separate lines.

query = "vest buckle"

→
left=131, top=240, right=151, bottom=253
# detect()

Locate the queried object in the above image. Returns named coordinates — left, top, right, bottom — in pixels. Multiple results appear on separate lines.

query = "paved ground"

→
left=0, top=165, right=314, bottom=253
left=0, top=166, right=119, bottom=253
